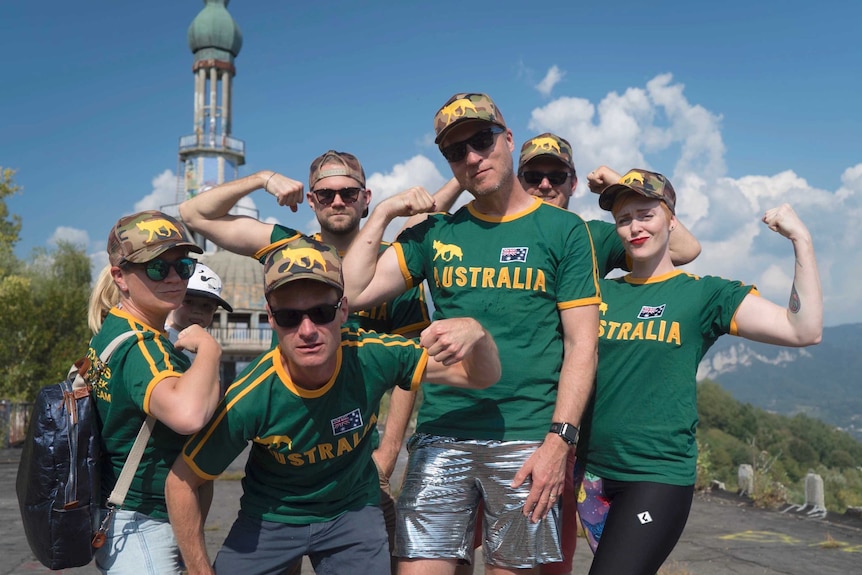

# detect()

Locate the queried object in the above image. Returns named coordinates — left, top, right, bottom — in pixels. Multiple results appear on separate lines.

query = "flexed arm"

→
left=179, top=171, right=304, bottom=256
left=343, top=186, right=437, bottom=309
left=420, top=318, right=501, bottom=389
left=734, top=204, right=823, bottom=346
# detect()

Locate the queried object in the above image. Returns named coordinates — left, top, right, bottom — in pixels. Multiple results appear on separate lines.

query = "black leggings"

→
left=582, top=478, right=694, bottom=575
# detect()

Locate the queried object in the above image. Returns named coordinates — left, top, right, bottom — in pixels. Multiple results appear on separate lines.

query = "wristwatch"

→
left=549, top=422, right=579, bottom=446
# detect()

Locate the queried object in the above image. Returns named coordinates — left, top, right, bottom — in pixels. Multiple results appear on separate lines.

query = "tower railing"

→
left=179, top=134, right=246, bottom=156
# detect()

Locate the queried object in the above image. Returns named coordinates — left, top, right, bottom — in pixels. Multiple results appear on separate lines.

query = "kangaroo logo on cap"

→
left=440, top=98, right=478, bottom=125
left=530, top=137, right=562, bottom=154
left=620, top=171, right=646, bottom=186
left=136, top=219, right=182, bottom=242
left=280, top=247, right=327, bottom=271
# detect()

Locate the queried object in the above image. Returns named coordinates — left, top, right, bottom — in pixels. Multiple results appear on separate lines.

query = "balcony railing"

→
left=179, top=134, right=246, bottom=156
left=207, top=326, right=272, bottom=353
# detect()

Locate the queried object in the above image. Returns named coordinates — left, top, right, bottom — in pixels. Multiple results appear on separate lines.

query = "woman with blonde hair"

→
left=576, top=169, right=822, bottom=575
left=89, top=210, right=222, bottom=574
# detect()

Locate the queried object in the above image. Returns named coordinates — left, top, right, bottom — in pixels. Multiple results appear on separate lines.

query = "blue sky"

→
left=3, top=0, right=860, bottom=327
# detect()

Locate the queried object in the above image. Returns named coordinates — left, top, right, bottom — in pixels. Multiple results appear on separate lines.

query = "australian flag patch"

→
left=331, top=409, right=363, bottom=435
left=500, top=247, right=528, bottom=263
left=637, top=304, right=666, bottom=319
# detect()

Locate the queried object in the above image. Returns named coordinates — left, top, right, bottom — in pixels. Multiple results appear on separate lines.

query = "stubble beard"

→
left=468, top=167, right=513, bottom=199
left=319, top=212, right=361, bottom=236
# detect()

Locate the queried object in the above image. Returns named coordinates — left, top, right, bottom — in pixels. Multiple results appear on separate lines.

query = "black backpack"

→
left=16, top=331, right=135, bottom=570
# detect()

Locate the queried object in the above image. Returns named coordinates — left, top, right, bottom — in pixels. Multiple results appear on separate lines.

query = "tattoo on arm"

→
left=788, top=283, right=800, bottom=314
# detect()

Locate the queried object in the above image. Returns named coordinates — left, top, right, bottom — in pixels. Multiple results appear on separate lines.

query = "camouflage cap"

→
left=518, top=133, right=575, bottom=173
left=433, top=93, right=507, bottom=144
left=309, top=150, right=366, bottom=188
left=599, top=169, right=677, bottom=214
left=107, top=210, right=202, bottom=265
left=263, top=236, right=343, bottom=296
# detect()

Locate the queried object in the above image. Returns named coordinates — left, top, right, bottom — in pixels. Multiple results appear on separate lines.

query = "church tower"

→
left=179, top=0, right=245, bottom=248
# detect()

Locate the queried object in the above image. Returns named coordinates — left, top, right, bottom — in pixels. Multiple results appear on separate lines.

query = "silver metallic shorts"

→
left=394, top=434, right=562, bottom=568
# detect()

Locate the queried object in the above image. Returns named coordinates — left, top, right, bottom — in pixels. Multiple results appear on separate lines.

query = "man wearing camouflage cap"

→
left=342, top=93, right=601, bottom=574
left=519, top=134, right=701, bottom=275
left=166, top=236, right=501, bottom=575
left=180, top=150, right=438, bottom=573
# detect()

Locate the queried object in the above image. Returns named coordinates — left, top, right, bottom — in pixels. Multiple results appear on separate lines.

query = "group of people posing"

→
left=86, top=92, right=823, bottom=575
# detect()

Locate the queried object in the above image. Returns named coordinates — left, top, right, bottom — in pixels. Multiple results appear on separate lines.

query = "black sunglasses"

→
left=519, top=171, right=572, bottom=186
left=271, top=300, right=343, bottom=328
left=123, top=257, right=197, bottom=282
left=439, top=126, right=505, bottom=163
left=312, top=187, right=363, bottom=206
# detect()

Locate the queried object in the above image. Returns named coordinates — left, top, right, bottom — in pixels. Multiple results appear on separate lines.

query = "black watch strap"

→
left=549, top=422, right=579, bottom=445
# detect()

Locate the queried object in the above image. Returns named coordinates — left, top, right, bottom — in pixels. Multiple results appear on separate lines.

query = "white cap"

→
left=187, top=262, right=233, bottom=312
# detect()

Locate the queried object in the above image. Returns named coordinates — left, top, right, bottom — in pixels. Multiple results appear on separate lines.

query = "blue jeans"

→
left=94, top=508, right=182, bottom=574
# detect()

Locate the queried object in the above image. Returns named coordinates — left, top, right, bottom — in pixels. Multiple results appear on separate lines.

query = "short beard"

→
left=320, top=215, right=360, bottom=236
left=470, top=168, right=513, bottom=198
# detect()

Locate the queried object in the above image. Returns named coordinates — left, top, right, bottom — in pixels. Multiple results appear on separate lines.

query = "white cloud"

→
left=523, top=73, right=861, bottom=327
left=536, top=65, right=565, bottom=97
left=134, top=169, right=177, bottom=213
left=49, top=226, right=89, bottom=249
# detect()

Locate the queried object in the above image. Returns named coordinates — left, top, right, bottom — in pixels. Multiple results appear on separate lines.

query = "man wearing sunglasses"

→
left=166, top=236, right=501, bottom=575
left=342, top=93, right=601, bottom=575
left=179, top=150, right=433, bottom=574
left=519, top=133, right=701, bottom=275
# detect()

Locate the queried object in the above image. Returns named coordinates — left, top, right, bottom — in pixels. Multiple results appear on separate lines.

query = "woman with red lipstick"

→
left=87, top=210, right=222, bottom=574
left=574, top=170, right=823, bottom=575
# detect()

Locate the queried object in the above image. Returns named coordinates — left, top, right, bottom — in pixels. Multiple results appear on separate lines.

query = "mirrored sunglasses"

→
left=439, top=126, right=505, bottom=163
left=124, top=257, right=197, bottom=282
left=312, top=187, right=363, bottom=206
left=520, top=171, right=571, bottom=186
left=271, top=300, right=343, bottom=328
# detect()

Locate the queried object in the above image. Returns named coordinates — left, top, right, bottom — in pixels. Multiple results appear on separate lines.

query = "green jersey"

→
left=182, top=329, right=427, bottom=524
left=394, top=197, right=601, bottom=441
left=580, top=270, right=755, bottom=485
left=90, top=307, right=192, bottom=519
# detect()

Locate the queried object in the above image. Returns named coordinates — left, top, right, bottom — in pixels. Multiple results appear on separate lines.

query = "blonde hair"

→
left=88, top=265, right=121, bottom=334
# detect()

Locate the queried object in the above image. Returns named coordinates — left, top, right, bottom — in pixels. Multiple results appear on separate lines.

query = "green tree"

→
left=0, top=167, right=23, bottom=277
left=0, top=170, right=91, bottom=401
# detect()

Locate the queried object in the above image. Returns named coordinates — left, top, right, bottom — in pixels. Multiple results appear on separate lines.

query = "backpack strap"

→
left=91, top=330, right=158, bottom=548
left=71, top=331, right=140, bottom=392
left=107, top=415, right=155, bottom=508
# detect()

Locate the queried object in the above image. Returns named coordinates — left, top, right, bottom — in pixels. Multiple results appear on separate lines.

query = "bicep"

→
left=191, top=215, right=274, bottom=257
left=354, top=247, right=411, bottom=309
left=668, top=220, right=701, bottom=266
left=733, top=293, right=800, bottom=345
left=422, top=354, right=470, bottom=388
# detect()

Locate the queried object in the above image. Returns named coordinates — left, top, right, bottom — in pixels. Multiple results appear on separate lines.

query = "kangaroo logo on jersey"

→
left=255, top=434, right=294, bottom=451
left=637, top=304, right=666, bottom=319
left=331, top=408, right=363, bottom=435
left=136, top=218, right=182, bottom=242
left=433, top=240, right=463, bottom=262
left=500, top=247, right=528, bottom=263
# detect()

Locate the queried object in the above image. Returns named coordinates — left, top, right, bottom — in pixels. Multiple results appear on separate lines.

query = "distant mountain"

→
left=697, top=323, right=862, bottom=440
